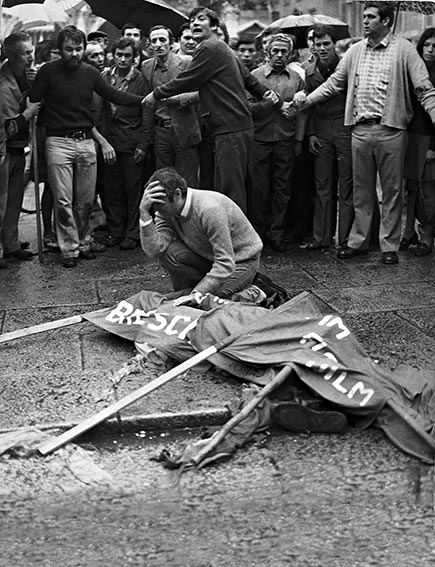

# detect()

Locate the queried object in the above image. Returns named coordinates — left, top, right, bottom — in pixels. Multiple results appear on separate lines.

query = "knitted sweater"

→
left=140, top=188, right=263, bottom=294
left=152, top=37, right=266, bottom=137
left=30, top=59, right=143, bottom=136
left=306, top=35, right=435, bottom=129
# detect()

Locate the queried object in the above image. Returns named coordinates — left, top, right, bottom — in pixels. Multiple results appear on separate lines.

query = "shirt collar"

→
left=111, top=66, right=135, bottom=81
left=263, top=61, right=291, bottom=78
left=179, top=187, right=192, bottom=218
left=367, top=31, right=392, bottom=49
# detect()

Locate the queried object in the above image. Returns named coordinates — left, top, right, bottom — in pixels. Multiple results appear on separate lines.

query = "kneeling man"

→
left=139, top=167, right=262, bottom=303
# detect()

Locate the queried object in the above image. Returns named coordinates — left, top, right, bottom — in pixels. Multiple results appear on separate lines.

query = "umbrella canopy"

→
left=3, top=2, right=70, bottom=30
left=262, top=13, right=350, bottom=49
left=358, top=0, right=435, bottom=15
left=84, top=0, right=187, bottom=35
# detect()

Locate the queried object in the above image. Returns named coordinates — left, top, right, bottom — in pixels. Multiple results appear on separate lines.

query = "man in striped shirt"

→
left=293, top=1, right=435, bottom=265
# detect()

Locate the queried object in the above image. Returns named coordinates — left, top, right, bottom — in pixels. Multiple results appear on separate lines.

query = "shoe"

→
left=43, top=236, right=59, bottom=250
left=415, top=243, right=433, bottom=257
left=382, top=251, right=398, bottom=265
left=20, top=241, right=30, bottom=250
left=271, top=402, right=347, bottom=434
left=399, top=233, right=419, bottom=251
left=119, top=238, right=139, bottom=250
left=99, top=234, right=123, bottom=247
left=5, top=249, right=33, bottom=260
left=306, top=242, right=330, bottom=251
left=62, top=257, right=77, bottom=268
left=89, top=240, right=106, bottom=252
left=0, top=258, right=8, bottom=269
left=337, top=246, right=369, bottom=259
left=79, top=250, right=96, bottom=260
left=270, top=240, right=286, bottom=253
left=93, top=223, right=109, bottom=233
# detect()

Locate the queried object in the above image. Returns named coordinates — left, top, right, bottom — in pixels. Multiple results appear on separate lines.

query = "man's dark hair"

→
left=364, top=2, right=395, bottom=28
left=149, top=25, right=174, bottom=44
left=233, top=35, right=256, bottom=51
left=189, top=6, right=219, bottom=29
left=121, top=22, right=142, bottom=38
left=112, top=36, right=138, bottom=57
left=217, top=23, right=229, bottom=44
left=3, top=32, right=30, bottom=57
left=177, top=22, right=191, bottom=40
left=312, top=24, right=337, bottom=43
left=57, top=26, right=86, bottom=51
left=87, top=30, right=108, bottom=42
left=146, top=168, right=188, bottom=201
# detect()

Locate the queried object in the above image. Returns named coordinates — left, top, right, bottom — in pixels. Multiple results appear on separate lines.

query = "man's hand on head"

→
left=139, top=180, right=167, bottom=220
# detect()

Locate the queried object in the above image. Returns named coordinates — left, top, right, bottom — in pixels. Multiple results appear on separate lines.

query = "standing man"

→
left=139, top=167, right=262, bottom=299
left=0, top=32, right=40, bottom=267
left=176, top=23, right=197, bottom=57
left=235, top=36, right=258, bottom=71
left=122, top=23, right=146, bottom=67
left=304, top=25, right=353, bottom=251
left=250, top=33, right=306, bottom=252
left=143, top=6, right=279, bottom=213
left=294, top=2, right=435, bottom=265
left=30, top=25, right=145, bottom=268
left=142, top=25, right=201, bottom=187
left=98, top=37, right=149, bottom=250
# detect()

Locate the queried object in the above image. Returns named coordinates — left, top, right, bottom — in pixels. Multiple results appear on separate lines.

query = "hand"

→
left=23, top=99, right=41, bottom=120
left=173, top=290, right=205, bottom=307
left=142, top=92, right=156, bottom=108
left=280, top=101, right=297, bottom=119
left=426, top=149, right=435, bottom=161
left=101, top=141, right=116, bottom=165
left=263, top=89, right=279, bottom=106
left=293, top=91, right=307, bottom=109
left=308, top=135, right=322, bottom=156
left=133, top=148, right=146, bottom=164
left=26, top=67, right=37, bottom=81
left=295, top=140, right=303, bottom=157
left=139, top=180, right=167, bottom=218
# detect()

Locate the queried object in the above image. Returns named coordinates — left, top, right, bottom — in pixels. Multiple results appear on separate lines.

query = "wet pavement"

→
left=0, top=186, right=434, bottom=565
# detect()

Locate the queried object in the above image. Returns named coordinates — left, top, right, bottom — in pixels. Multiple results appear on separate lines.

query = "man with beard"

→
left=30, top=25, right=145, bottom=268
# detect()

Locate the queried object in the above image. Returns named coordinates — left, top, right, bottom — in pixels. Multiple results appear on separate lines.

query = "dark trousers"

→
left=154, top=125, right=199, bottom=188
left=251, top=139, right=295, bottom=243
left=100, top=151, right=144, bottom=241
left=214, top=128, right=254, bottom=213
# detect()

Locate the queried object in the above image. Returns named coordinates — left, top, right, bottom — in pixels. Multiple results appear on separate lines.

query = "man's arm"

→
left=91, top=126, right=116, bottom=165
left=94, top=70, right=143, bottom=107
left=139, top=181, right=176, bottom=257
left=408, top=47, right=435, bottom=122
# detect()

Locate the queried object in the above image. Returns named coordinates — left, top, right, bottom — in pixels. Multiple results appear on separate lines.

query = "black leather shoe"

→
left=272, top=402, right=347, bottom=433
left=382, top=251, right=398, bottom=265
left=399, top=233, right=419, bottom=251
left=62, top=257, right=77, bottom=268
left=415, top=243, right=433, bottom=257
left=337, top=246, right=368, bottom=259
left=79, top=250, right=96, bottom=260
left=306, top=242, right=330, bottom=251
left=5, top=249, right=33, bottom=260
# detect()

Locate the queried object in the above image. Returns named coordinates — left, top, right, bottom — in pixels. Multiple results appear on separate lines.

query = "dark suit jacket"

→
left=142, top=52, right=201, bottom=149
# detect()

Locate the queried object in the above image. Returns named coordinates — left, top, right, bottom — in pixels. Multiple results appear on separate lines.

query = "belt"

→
left=357, top=117, right=381, bottom=125
left=60, top=130, right=92, bottom=140
left=154, top=117, right=172, bottom=129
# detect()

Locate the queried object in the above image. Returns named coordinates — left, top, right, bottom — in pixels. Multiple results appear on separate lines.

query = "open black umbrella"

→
left=262, top=14, right=350, bottom=49
left=83, top=0, right=187, bottom=35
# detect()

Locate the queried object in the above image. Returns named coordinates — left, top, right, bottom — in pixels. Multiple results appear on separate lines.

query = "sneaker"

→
left=90, top=240, right=106, bottom=253
left=79, top=250, right=96, bottom=260
left=119, top=238, right=139, bottom=250
left=271, top=401, right=347, bottom=433
left=62, top=257, right=77, bottom=268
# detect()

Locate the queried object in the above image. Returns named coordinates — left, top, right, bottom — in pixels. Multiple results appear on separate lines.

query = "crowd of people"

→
left=1, top=2, right=435, bottom=292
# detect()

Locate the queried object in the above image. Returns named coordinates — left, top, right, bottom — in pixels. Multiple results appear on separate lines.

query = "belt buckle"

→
left=71, top=130, right=86, bottom=141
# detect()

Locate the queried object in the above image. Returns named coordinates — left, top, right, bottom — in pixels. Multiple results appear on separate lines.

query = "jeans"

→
left=160, top=240, right=260, bottom=298
left=1, top=152, right=26, bottom=255
left=350, top=124, right=406, bottom=252
left=46, top=137, right=96, bottom=259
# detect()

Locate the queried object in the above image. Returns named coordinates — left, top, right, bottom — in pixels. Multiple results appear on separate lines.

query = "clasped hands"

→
left=279, top=91, right=308, bottom=120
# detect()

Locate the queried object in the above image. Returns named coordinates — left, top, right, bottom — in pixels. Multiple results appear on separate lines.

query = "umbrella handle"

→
left=31, top=117, right=44, bottom=263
